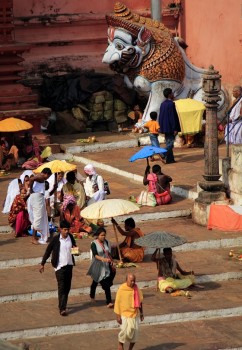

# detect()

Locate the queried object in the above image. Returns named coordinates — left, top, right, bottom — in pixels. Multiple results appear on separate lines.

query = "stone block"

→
left=230, top=191, right=242, bottom=206
left=228, top=170, right=242, bottom=194
left=192, top=200, right=210, bottom=226
left=231, top=144, right=242, bottom=172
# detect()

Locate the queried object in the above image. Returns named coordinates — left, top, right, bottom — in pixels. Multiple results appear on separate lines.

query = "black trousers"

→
left=90, top=268, right=116, bottom=305
left=55, top=265, right=73, bottom=312
left=90, top=279, right=112, bottom=304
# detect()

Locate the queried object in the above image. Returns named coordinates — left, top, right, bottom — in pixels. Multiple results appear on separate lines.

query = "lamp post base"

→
left=192, top=190, right=228, bottom=226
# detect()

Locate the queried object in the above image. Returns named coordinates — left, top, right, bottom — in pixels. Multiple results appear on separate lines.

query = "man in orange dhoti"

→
left=114, top=274, right=144, bottom=350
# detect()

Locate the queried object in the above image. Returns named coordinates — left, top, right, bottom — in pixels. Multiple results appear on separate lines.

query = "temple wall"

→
left=11, top=0, right=241, bottom=92
left=13, top=0, right=151, bottom=78
left=180, top=0, right=242, bottom=94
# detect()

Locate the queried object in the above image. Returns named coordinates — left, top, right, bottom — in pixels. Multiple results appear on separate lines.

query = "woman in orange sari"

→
left=111, top=217, right=144, bottom=263
left=8, top=187, right=30, bottom=237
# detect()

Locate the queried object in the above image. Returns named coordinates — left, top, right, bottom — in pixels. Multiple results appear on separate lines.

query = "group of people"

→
left=39, top=218, right=194, bottom=349
left=5, top=85, right=241, bottom=349
left=0, top=132, right=44, bottom=172
left=2, top=163, right=109, bottom=243
left=3, top=162, right=147, bottom=265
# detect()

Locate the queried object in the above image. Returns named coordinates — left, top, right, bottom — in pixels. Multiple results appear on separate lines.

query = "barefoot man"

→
left=114, top=273, right=144, bottom=350
left=28, top=167, right=52, bottom=244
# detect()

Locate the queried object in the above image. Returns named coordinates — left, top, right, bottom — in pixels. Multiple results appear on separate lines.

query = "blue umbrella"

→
left=129, top=146, right=167, bottom=165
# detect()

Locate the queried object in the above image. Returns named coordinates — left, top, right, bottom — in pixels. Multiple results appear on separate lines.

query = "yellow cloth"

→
left=143, top=120, right=160, bottom=134
left=8, top=145, right=19, bottom=163
left=40, top=146, right=52, bottom=159
left=175, top=99, right=205, bottom=134
left=114, top=283, right=143, bottom=318
left=158, top=274, right=195, bottom=293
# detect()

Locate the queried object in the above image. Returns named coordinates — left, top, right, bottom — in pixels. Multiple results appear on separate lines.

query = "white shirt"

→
left=32, top=181, right=45, bottom=195
left=55, top=235, right=73, bottom=271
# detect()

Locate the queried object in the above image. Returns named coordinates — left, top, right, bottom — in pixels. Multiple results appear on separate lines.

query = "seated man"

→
left=111, top=217, right=144, bottom=263
left=152, top=247, right=195, bottom=293
left=0, top=142, right=19, bottom=171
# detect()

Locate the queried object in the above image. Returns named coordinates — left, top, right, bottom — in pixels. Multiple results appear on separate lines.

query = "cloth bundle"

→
left=136, top=190, right=156, bottom=207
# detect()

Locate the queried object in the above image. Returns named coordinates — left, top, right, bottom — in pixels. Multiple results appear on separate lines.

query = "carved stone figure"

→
left=102, top=2, right=227, bottom=121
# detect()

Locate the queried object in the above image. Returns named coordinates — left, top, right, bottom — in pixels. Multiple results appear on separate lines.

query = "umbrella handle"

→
left=156, top=248, right=160, bottom=292
left=112, top=220, right=122, bottom=262
left=146, top=158, right=149, bottom=166
left=54, top=173, right=58, bottom=203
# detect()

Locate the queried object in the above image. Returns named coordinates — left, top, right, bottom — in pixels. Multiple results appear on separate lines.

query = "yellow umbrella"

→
left=81, top=199, right=140, bottom=261
left=33, top=160, right=76, bottom=174
left=0, top=117, right=33, bottom=132
left=175, top=98, right=205, bottom=135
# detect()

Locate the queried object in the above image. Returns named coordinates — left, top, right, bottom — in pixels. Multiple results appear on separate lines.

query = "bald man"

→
left=114, top=274, right=144, bottom=350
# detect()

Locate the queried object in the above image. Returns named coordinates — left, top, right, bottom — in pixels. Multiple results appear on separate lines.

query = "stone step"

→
left=10, top=315, right=242, bottom=350
left=1, top=216, right=242, bottom=268
left=1, top=248, right=242, bottom=301
left=1, top=280, right=242, bottom=341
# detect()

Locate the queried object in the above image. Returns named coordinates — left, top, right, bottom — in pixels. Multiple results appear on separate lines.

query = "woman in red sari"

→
left=143, top=164, right=172, bottom=205
left=62, top=194, right=91, bottom=234
left=8, top=187, right=30, bottom=237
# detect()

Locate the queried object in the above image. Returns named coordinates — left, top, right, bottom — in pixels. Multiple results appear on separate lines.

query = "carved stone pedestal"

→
left=192, top=188, right=227, bottom=226
left=192, top=65, right=228, bottom=227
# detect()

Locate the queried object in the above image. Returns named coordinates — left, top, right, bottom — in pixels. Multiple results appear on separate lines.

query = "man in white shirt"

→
left=39, top=220, right=77, bottom=316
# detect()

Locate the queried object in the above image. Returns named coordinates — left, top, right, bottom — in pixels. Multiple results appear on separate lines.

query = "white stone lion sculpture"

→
left=102, top=2, right=228, bottom=122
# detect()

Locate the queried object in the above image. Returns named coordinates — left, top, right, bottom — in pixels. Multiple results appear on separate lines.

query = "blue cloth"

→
left=28, top=222, right=57, bottom=237
left=158, top=99, right=181, bottom=134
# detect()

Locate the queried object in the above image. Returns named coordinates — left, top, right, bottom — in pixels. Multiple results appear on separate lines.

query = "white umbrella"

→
left=81, top=199, right=140, bottom=261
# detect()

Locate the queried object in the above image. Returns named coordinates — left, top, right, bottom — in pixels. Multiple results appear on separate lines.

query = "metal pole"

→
left=151, top=0, right=161, bottom=22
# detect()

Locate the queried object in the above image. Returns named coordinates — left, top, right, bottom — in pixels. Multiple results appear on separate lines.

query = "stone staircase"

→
left=1, top=137, right=242, bottom=349
left=1, top=215, right=242, bottom=350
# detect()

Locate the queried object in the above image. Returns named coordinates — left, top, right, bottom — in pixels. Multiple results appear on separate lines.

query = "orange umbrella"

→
left=0, top=117, right=33, bottom=132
